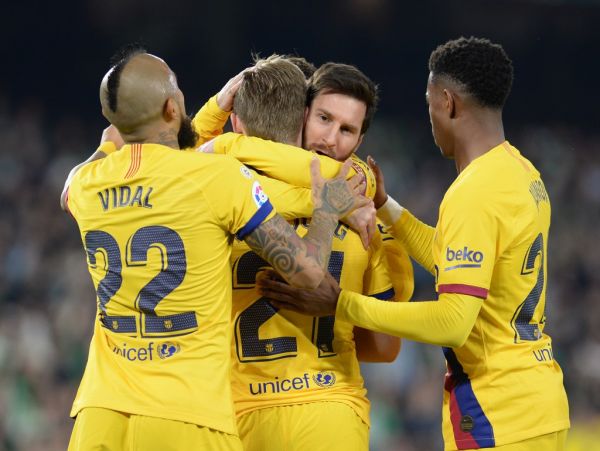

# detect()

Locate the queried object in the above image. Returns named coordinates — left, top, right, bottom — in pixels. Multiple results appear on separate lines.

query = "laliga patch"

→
left=240, top=165, right=253, bottom=179
left=252, top=181, right=269, bottom=208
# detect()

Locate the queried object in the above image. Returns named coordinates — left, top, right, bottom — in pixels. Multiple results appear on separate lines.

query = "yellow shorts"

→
left=69, top=407, right=243, bottom=451
left=462, top=429, right=568, bottom=451
left=237, top=401, right=368, bottom=451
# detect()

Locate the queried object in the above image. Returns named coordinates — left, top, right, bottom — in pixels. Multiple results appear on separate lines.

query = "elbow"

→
left=379, top=344, right=401, bottom=363
left=380, top=338, right=401, bottom=362
left=442, top=329, right=470, bottom=349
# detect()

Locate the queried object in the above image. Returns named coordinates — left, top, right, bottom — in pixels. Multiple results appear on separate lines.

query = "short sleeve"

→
left=255, top=174, right=313, bottom=221
left=205, top=156, right=276, bottom=239
left=435, top=189, right=498, bottom=299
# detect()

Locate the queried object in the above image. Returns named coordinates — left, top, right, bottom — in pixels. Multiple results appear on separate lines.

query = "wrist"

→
left=310, top=208, right=339, bottom=235
left=377, top=196, right=405, bottom=227
left=214, top=93, right=232, bottom=112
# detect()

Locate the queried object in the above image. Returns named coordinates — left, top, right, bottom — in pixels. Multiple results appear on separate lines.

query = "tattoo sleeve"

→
left=244, top=212, right=337, bottom=287
left=243, top=163, right=358, bottom=286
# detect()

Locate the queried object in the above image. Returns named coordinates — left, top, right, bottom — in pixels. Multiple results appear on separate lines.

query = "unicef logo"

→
left=157, top=342, right=180, bottom=359
left=312, top=371, right=336, bottom=388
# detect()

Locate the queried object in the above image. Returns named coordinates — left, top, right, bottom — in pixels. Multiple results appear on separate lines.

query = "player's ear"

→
left=443, top=89, right=456, bottom=119
left=163, top=98, right=178, bottom=122
left=230, top=113, right=247, bottom=134
left=304, top=106, right=309, bottom=122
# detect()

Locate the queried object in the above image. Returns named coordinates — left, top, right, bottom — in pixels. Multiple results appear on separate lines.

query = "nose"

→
left=321, top=127, right=337, bottom=149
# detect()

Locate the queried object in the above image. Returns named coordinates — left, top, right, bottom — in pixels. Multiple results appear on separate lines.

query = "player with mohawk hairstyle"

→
left=60, top=47, right=369, bottom=451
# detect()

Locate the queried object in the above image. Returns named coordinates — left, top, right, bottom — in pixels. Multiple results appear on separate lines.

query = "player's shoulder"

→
left=161, top=150, right=252, bottom=184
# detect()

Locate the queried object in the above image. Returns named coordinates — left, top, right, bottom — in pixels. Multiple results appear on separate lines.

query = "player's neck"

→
left=454, top=114, right=505, bottom=174
left=123, top=125, right=180, bottom=149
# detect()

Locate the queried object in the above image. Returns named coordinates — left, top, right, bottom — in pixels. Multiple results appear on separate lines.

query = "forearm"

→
left=354, top=328, right=400, bottom=363
left=302, top=208, right=337, bottom=272
left=213, top=133, right=358, bottom=184
left=192, top=95, right=230, bottom=147
left=378, top=197, right=436, bottom=274
left=337, top=291, right=482, bottom=348
left=257, top=175, right=313, bottom=220
left=381, top=234, right=414, bottom=302
left=245, top=212, right=337, bottom=289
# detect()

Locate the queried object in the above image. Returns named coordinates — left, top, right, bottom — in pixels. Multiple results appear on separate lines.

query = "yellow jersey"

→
left=433, top=142, right=569, bottom=449
left=230, top=219, right=395, bottom=425
left=208, top=132, right=377, bottom=200
left=67, top=143, right=275, bottom=435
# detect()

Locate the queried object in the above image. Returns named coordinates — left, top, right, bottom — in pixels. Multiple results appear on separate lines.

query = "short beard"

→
left=178, top=116, right=199, bottom=149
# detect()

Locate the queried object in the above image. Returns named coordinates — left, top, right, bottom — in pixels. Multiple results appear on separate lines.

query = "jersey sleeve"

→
left=205, top=156, right=275, bottom=239
left=254, top=173, right=313, bottom=221
left=435, top=188, right=498, bottom=299
left=362, top=231, right=395, bottom=301
left=65, top=174, right=81, bottom=219
left=211, top=133, right=376, bottom=199
left=379, top=223, right=414, bottom=302
left=191, top=95, right=231, bottom=147
left=337, top=290, right=482, bottom=348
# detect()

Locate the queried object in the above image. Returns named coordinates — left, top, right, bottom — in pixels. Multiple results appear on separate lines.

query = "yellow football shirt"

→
left=230, top=219, right=395, bottom=426
left=208, top=132, right=377, bottom=200
left=432, top=142, right=569, bottom=449
left=192, top=94, right=231, bottom=146
left=67, top=143, right=275, bottom=435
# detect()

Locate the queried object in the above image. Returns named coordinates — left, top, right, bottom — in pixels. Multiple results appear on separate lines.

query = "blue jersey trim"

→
left=236, top=201, right=274, bottom=240
left=372, top=287, right=395, bottom=301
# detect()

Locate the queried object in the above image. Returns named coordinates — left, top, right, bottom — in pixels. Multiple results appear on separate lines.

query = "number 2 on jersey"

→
left=234, top=251, right=343, bottom=362
left=510, top=233, right=545, bottom=342
left=85, top=226, right=195, bottom=337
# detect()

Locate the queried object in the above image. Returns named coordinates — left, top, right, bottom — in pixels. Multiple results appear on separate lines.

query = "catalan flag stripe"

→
left=125, top=144, right=142, bottom=179
left=443, top=347, right=495, bottom=449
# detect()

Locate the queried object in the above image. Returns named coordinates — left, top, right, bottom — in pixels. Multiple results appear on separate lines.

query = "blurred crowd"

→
left=0, top=92, right=598, bottom=450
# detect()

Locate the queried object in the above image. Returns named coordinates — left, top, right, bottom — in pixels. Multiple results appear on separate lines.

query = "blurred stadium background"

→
left=1, top=0, right=599, bottom=449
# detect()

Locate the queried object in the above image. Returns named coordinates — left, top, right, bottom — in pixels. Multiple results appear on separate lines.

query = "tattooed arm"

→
left=244, top=158, right=368, bottom=289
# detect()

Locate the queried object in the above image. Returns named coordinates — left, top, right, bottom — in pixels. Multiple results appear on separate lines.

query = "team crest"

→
left=252, top=181, right=269, bottom=208
left=240, top=166, right=253, bottom=179
left=158, top=342, right=180, bottom=359
left=312, top=371, right=336, bottom=388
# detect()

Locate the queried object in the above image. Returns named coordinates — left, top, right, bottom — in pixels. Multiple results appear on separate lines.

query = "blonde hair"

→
left=233, top=55, right=307, bottom=144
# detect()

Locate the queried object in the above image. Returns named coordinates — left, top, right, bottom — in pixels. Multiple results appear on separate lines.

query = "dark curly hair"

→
left=428, top=37, right=513, bottom=109
left=106, top=44, right=147, bottom=113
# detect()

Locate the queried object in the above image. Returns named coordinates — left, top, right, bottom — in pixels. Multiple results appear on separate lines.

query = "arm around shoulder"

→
left=338, top=290, right=482, bottom=348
